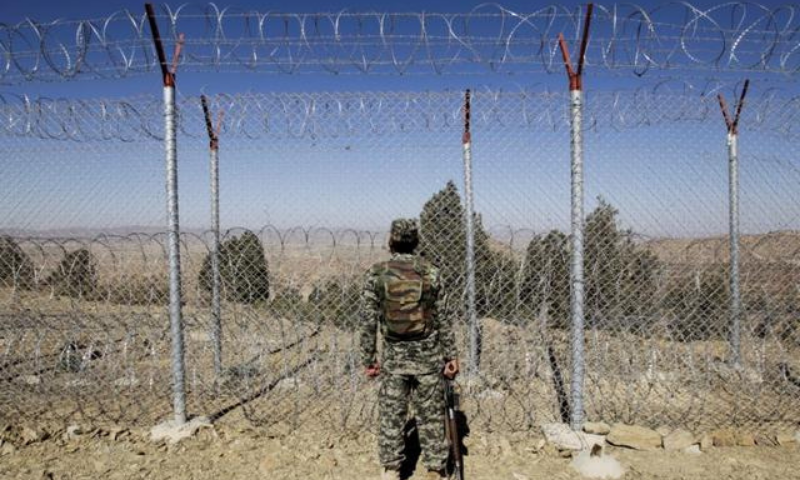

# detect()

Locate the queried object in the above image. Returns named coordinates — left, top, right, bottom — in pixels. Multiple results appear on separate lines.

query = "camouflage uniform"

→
left=360, top=219, right=458, bottom=472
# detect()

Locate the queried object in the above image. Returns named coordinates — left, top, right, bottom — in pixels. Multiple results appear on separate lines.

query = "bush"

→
left=518, top=199, right=660, bottom=330
left=199, top=231, right=270, bottom=304
left=418, top=181, right=504, bottom=317
left=520, top=230, right=570, bottom=328
left=269, top=284, right=306, bottom=317
left=665, top=266, right=729, bottom=341
left=0, top=236, right=35, bottom=289
left=47, top=249, right=97, bottom=298
left=584, top=198, right=659, bottom=329
left=309, top=279, right=360, bottom=328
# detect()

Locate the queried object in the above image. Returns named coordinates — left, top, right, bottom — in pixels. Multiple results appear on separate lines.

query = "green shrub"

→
left=664, top=266, right=729, bottom=341
left=47, top=249, right=97, bottom=298
left=418, top=181, right=505, bottom=317
left=0, top=236, right=35, bottom=289
left=520, top=230, right=570, bottom=328
left=309, top=279, right=360, bottom=328
left=583, top=198, right=659, bottom=330
left=199, top=231, right=270, bottom=304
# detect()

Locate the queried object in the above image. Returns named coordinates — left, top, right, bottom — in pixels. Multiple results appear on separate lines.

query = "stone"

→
left=570, top=448, right=625, bottom=479
left=736, top=433, right=756, bottom=447
left=1, top=441, right=16, bottom=456
left=114, top=377, right=139, bottom=387
left=150, top=416, right=213, bottom=445
left=662, top=429, right=696, bottom=451
left=656, top=426, right=672, bottom=437
left=684, top=445, right=702, bottom=455
left=20, top=375, right=41, bottom=386
left=775, top=433, right=797, bottom=446
left=699, top=434, right=713, bottom=451
left=754, top=434, right=777, bottom=447
left=259, top=455, right=279, bottom=473
left=65, top=425, right=83, bottom=440
left=21, top=426, right=48, bottom=445
left=108, top=428, right=128, bottom=441
left=275, top=377, right=303, bottom=391
left=542, top=423, right=582, bottom=450
left=606, top=424, right=661, bottom=451
left=542, top=423, right=605, bottom=451
left=187, top=331, right=210, bottom=342
left=711, top=429, right=737, bottom=447
left=583, top=422, right=611, bottom=436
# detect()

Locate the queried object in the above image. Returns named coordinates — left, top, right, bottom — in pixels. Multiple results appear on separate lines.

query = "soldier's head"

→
left=388, top=218, right=419, bottom=254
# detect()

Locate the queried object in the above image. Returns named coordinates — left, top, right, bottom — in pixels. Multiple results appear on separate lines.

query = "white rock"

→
left=275, top=377, right=303, bottom=391
left=583, top=422, right=611, bottom=435
left=606, top=424, right=661, bottom=451
left=1, top=441, right=16, bottom=456
left=187, top=331, right=209, bottom=343
left=684, top=445, right=702, bottom=455
left=65, top=425, right=83, bottom=440
left=656, top=426, right=672, bottom=437
left=21, top=426, right=47, bottom=445
left=570, top=448, right=625, bottom=479
left=476, top=389, right=505, bottom=400
left=150, top=416, right=213, bottom=445
left=114, top=377, right=139, bottom=387
left=663, top=429, right=696, bottom=451
left=542, top=423, right=605, bottom=451
left=19, top=375, right=41, bottom=386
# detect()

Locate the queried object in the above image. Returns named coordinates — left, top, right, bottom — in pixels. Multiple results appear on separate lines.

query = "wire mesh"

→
left=0, top=88, right=799, bottom=437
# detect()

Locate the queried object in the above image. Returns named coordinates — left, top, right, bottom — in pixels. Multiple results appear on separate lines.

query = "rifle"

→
left=444, top=378, right=464, bottom=480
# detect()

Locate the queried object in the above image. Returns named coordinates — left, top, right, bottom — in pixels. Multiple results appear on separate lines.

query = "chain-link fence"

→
left=1, top=87, right=798, bottom=436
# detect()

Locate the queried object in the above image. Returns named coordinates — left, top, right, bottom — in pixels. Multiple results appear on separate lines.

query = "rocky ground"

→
left=1, top=419, right=800, bottom=480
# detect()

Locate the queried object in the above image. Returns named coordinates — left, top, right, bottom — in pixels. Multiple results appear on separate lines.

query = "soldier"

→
left=360, top=218, right=460, bottom=480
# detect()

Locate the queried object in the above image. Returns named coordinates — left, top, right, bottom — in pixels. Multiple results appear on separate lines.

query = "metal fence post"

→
left=201, top=95, right=223, bottom=377
left=718, top=79, right=749, bottom=368
left=462, top=89, right=480, bottom=379
left=146, top=3, right=187, bottom=425
left=557, top=3, right=593, bottom=431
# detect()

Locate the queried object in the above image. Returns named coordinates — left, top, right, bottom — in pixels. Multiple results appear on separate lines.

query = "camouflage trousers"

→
left=378, top=372, right=448, bottom=471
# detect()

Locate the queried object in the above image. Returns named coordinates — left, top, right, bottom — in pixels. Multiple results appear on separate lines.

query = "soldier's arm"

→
left=433, top=272, right=458, bottom=361
left=359, top=267, right=381, bottom=368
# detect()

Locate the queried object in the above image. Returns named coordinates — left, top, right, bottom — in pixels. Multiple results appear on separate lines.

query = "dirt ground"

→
left=2, top=421, right=800, bottom=480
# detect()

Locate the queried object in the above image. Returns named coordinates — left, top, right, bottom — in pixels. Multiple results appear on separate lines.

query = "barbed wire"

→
left=1, top=228, right=798, bottom=431
left=3, top=2, right=800, bottom=83
left=2, top=85, right=800, bottom=142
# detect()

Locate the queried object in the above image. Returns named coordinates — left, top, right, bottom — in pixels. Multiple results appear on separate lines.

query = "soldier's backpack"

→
left=376, top=258, right=435, bottom=341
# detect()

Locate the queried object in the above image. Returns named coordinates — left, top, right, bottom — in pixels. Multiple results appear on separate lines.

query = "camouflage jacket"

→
left=359, top=253, right=458, bottom=375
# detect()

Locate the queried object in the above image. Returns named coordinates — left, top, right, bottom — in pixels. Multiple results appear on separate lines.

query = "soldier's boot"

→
left=424, top=469, right=446, bottom=479
left=380, top=467, right=401, bottom=480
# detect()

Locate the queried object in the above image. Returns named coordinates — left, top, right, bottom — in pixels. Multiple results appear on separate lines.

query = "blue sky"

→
left=1, top=1, right=799, bottom=237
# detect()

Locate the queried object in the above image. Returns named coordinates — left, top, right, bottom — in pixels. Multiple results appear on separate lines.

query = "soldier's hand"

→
left=365, top=363, right=381, bottom=378
left=443, top=359, right=459, bottom=379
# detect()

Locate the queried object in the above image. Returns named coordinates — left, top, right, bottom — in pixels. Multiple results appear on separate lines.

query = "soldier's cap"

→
left=389, top=218, right=419, bottom=245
